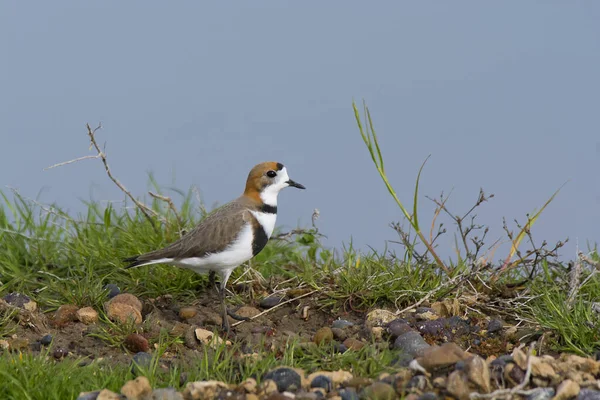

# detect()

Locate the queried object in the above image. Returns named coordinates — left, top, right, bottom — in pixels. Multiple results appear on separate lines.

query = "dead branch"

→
left=148, top=191, right=183, bottom=228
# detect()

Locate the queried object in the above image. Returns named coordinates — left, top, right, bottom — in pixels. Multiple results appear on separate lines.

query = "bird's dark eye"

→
left=266, top=170, right=277, bottom=178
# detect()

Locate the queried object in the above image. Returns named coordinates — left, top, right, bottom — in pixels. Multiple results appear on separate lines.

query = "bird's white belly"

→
left=170, top=223, right=255, bottom=273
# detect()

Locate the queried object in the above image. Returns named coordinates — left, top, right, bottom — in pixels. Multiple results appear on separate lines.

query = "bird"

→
left=123, top=161, right=305, bottom=333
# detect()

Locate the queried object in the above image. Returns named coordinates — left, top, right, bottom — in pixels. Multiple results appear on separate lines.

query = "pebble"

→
left=76, top=391, right=101, bottom=400
left=313, top=327, right=333, bottom=345
left=54, top=304, right=80, bottom=325
left=343, top=338, right=364, bottom=351
left=184, top=326, right=198, bottom=349
left=416, top=343, right=469, bottom=371
left=178, top=307, right=198, bottom=320
left=259, top=296, right=285, bottom=308
left=234, top=306, right=261, bottom=319
left=339, top=388, right=360, bottom=400
left=418, top=393, right=438, bottom=400
left=579, top=389, right=600, bottom=400
left=527, top=387, right=556, bottom=400
left=130, top=352, right=152, bottom=375
left=121, top=376, right=152, bottom=400
left=362, top=382, right=396, bottom=400
left=465, top=355, right=491, bottom=393
left=96, top=389, right=122, bottom=400
left=554, top=379, right=580, bottom=400
left=184, top=381, right=229, bottom=400
left=3, top=292, right=36, bottom=310
left=393, top=331, right=431, bottom=356
left=108, top=293, right=142, bottom=312
left=151, top=388, right=184, bottom=400
left=387, top=319, right=413, bottom=338
left=124, top=333, right=150, bottom=353
left=106, top=302, right=142, bottom=324
left=310, top=375, right=333, bottom=392
left=195, top=328, right=230, bottom=348
left=41, top=334, right=53, bottom=346
left=446, top=370, right=470, bottom=400
left=331, top=328, right=347, bottom=341
left=77, top=307, right=99, bottom=324
left=263, top=367, right=302, bottom=392
left=487, top=318, right=504, bottom=334
left=335, top=343, right=348, bottom=353
left=103, top=284, right=121, bottom=298
left=332, top=319, right=354, bottom=329
left=53, top=348, right=68, bottom=359
left=366, top=309, right=397, bottom=326
left=307, top=370, right=353, bottom=386
left=407, top=375, right=429, bottom=391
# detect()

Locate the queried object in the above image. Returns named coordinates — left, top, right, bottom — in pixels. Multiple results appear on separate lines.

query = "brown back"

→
left=135, top=196, right=257, bottom=261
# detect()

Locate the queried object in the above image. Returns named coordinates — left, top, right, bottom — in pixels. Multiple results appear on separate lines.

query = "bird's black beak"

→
left=286, top=179, right=305, bottom=189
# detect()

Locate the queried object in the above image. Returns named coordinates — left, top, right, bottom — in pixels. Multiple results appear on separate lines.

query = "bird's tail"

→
left=123, top=255, right=145, bottom=269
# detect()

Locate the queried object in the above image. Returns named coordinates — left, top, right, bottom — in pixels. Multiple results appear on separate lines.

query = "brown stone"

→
left=416, top=342, right=469, bottom=371
left=106, top=302, right=142, bottom=324
left=179, top=307, right=198, bottom=320
left=96, top=389, right=122, bottom=400
left=553, top=379, right=580, bottom=400
left=343, top=338, right=365, bottom=351
left=121, top=376, right=152, bottom=400
left=366, top=309, right=397, bottom=326
left=108, top=293, right=142, bottom=312
left=124, top=333, right=149, bottom=353
left=234, top=306, right=261, bottom=319
left=447, top=371, right=470, bottom=400
left=313, top=327, right=333, bottom=345
left=76, top=307, right=98, bottom=324
left=53, top=304, right=79, bottom=325
left=184, top=380, right=229, bottom=400
left=466, top=355, right=491, bottom=393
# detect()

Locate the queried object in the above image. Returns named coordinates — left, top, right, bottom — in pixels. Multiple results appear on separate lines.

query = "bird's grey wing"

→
left=128, top=200, right=250, bottom=264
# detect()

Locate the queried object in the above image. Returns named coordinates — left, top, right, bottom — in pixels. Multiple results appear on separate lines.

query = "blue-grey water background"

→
left=2, top=2, right=599, bottom=261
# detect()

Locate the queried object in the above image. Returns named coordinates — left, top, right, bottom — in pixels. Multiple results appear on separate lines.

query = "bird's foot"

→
left=226, top=307, right=251, bottom=322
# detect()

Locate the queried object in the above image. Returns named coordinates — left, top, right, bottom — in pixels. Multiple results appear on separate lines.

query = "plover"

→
left=124, top=161, right=305, bottom=332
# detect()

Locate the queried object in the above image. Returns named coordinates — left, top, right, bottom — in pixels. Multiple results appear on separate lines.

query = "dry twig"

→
left=231, top=289, right=318, bottom=327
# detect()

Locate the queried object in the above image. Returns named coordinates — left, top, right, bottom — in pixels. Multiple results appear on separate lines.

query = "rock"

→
left=40, top=334, right=53, bottom=346
left=260, top=296, right=284, bottom=308
left=416, top=343, right=469, bottom=371
left=130, top=352, right=153, bottom=375
left=151, top=388, right=184, bottom=400
left=335, top=343, right=348, bottom=353
left=371, top=327, right=384, bottom=340
left=307, top=370, right=352, bottom=386
left=310, top=375, right=333, bottom=392
left=527, top=388, right=556, bottom=400
left=487, top=319, right=504, bottom=333
left=183, top=381, right=228, bottom=400
left=77, top=307, right=99, bottom=324
left=332, top=319, right=354, bottom=329
left=263, top=368, right=302, bottom=392
left=332, top=328, right=347, bottom=341
left=96, top=389, right=122, bottom=400
left=106, top=302, right=142, bottom=324
left=124, top=333, right=150, bottom=353
left=259, top=380, right=278, bottom=396
left=387, top=319, right=413, bottom=338
left=406, top=375, right=429, bottom=392
left=554, top=379, right=580, bottom=400
left=234, top=306, right=261, bottom=319
left=3, top=292, right=36, bottom=311
left=512, top=348, right=558, bottom=380
left=466, top=355, right=491, bottom=393
left=579, top=389, right=600, bottom=400
left=366, top=309, right=397, bottom=326
left=179, top=307, right=198, bottom=320
left=103, top=284, right=121, bottom=298
left=54, top=304, right=80, bottom=325
left=194, top=328, right=231, bottom=348
left=506, top=363, right=526, bottom=386
left=121, top=376, right=152, bottom=400
left=416, top=316, right=470, bottom=339
left=239, top=378, right=257, bottom=393
left=361, top=382, right=396, bottom=400
left=343, top=338, right=364, bottom=351
left=339, top=388, right=360, bottom=400
left=447, top=371, right=470, bottom=400
left=108, top=293, right=142, bottom=312
left=415, top=307, right=438, bottom=321
left=313, top=327, right=333, bottom=345
left=184, top=326, right=198, bottom=349
left=393, top=331, right=430, bottom=356
left=53, top=348, right=68, bottom=359
left=171, top=322, right=189, bottom=337
left=77, top=391, right=101, bottom=400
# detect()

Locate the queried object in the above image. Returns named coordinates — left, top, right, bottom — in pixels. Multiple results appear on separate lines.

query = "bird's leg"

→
left=218, top=281, right=231, bottom=334
left=208, top=270, right=217, bottom=291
